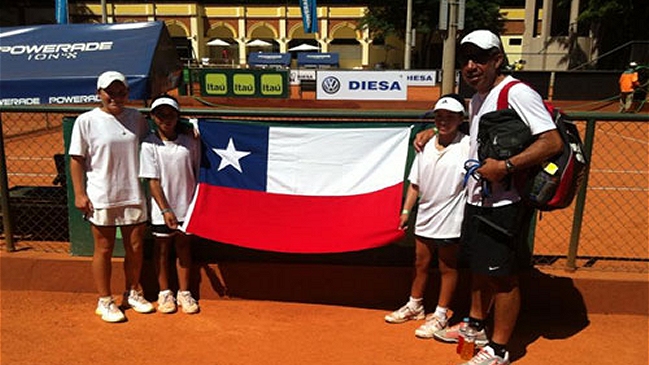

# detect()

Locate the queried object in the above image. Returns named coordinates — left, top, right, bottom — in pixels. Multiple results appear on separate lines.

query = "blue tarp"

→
left=248, top=52, right=291, bottom=67
left=0, top=21, right=181, bottom=105
left=297, top=52, right=339, bottom=67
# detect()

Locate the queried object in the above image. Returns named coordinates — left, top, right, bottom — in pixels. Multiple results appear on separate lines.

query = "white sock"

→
left=433, top=305, right=448, bottom=320
left=408, top=296, right=423, bottom=310
left=98, top=296, right=112, bottom=304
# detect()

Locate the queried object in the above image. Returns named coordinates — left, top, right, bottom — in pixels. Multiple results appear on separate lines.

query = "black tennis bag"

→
left=477, top=108, right=532, bottom=162
left=525, top=105, right=588, bottom=211
left=480, top=81, right=589, bottom=211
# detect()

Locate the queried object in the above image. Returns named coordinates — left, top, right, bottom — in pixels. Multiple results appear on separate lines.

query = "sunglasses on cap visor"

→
left=457, top=50, right=493, bottom=66
left=102, top=88, right=128, bottom=98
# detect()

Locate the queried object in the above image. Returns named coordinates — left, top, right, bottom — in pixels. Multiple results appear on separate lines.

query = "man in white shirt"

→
left=416, top=30, right=562, bottom=365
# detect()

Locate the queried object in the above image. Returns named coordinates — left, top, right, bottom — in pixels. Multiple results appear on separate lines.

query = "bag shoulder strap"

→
left=497, top=80, right=522, bottom=110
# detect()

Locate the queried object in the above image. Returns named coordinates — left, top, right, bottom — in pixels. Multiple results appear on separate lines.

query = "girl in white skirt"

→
left=70, top=71, right=155, bottom=323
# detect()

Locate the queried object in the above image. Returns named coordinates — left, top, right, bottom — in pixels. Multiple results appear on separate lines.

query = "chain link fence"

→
left=1, top=108, right=647, bottom=272
left=532, top=118, right=648, bottom=273
left=1, top=110, right=70, bottom=252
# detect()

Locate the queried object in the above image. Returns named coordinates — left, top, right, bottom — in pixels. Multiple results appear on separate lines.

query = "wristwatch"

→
left=505, top=159, right=516, bottom=173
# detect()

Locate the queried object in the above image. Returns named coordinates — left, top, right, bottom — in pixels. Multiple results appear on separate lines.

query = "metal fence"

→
left=1, top=106, right=647, bottom=273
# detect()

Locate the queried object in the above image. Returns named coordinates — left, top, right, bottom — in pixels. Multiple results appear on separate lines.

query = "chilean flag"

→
left=183, top=120, right=412, bottom=253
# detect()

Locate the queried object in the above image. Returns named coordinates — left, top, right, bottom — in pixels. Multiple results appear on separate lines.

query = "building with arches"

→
left=6, top=1, right=589, bottom=71
left=69, top=3, right=394, bottom=69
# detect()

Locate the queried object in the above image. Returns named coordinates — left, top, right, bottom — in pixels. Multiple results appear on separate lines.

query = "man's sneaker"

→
left=433, top=321, right=489, bottom=347
left=125, top=290, right=155, bottom=313
left=459, top=346, right=510, bottom=365
left=95, top=297, right=126, bottom=323
left=415, top=314, right=447, bottom=338
left=177, top=291, right=199, bottom=314
left=157, top=290, right=177, bottom=314
left=384, top=304, right=425, bottom=324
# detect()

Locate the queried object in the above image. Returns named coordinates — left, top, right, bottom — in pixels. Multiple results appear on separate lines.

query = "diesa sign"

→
left=404, top=71, right=437, bottom=86
left=316, top=71, right=407, bottom=100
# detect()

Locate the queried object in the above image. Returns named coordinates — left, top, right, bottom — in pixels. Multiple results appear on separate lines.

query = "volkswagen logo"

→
left=321, top=76, right=341, bottom=94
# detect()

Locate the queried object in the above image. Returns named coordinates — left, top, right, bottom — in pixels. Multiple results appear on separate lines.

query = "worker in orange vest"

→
left=619, top=61, right=640, bottom=113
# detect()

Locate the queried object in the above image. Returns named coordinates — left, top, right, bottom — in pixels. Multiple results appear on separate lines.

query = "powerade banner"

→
left=316, top=71, right=407, bottom=101
left=0, top=22, right=181, bottom=105
left=248, top=52, right=291, bottom=67
left=297, top=52, right=338, bottom=67
left=300, top=0, right=318, bottom=34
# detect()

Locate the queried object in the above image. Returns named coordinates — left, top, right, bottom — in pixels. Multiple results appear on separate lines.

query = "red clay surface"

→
left=1, top=248, right=648, bottom=365
left=1, top=289, right=648, bottom=365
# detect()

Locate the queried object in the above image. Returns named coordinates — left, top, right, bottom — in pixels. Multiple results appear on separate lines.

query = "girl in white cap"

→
left=139, top=94, right=201, bottom=314
left=69, top=70, right=155, bottom=323
left=385, top=94, right=470, bottom=340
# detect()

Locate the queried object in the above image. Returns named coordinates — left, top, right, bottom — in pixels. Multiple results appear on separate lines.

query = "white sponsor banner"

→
left=316, top=71, right=407, bottom=100
left=404, top=70, right=438, bottom=86
left=289, top=69, right=317, bottom=85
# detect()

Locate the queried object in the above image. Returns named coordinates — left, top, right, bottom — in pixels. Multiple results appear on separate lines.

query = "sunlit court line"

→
left=599, top=130, right=649, bottom=145
left=588, top=187, right=648, bottom=191
left=6, top=156, right=52, bottom=161
left=593, top=169, right=647, bottom=174
left=7, top=172, right=56, bottom=177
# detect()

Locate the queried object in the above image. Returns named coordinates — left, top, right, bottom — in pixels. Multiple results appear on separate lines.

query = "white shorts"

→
left=87, top=203, right=148, bottom=227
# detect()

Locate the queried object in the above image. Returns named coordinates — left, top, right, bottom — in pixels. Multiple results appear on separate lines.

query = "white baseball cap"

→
left=97, top=71, right=128, bottom=90
left=151, top=96, right=179, bottom=112
left=460, top=30, right=502, bottom=50
left=433, top=96, right=466, bottom=114
left=629, top=61, right=638, bottom=67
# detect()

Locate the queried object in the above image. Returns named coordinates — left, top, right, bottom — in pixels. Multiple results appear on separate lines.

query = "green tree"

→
left=358, top=0, right=505, bottom=68
left=576, top=0, right=649, bottom=69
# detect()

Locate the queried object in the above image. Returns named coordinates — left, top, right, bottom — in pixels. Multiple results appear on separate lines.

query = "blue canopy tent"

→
left=0, top=21, right=181, bottom=105
left=297, top=52, right=339, bottom=68
left=248, top=52, right=291, bottom=68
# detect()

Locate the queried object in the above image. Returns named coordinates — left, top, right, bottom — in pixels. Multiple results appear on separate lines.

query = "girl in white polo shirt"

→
left=139, top=95, right=201, bottom=314
left=385, top=94, right=470, bottom=340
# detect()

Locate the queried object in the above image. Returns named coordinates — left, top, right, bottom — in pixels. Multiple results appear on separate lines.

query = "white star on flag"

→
left=212, top=137, right=251, bottom=172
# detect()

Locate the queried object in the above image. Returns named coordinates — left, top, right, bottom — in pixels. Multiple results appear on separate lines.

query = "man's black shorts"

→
left=460, top=202, right=534, bottom=276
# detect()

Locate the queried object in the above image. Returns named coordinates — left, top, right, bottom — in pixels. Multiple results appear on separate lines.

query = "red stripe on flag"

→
left=185, top=182, right=405, bottom=253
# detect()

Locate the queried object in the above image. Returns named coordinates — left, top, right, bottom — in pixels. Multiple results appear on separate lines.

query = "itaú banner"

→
left=316, top=71, right=407, bottom=101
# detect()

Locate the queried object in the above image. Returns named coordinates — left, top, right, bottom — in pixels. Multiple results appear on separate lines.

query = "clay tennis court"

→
left=1, top=248, right=648, bottom=365
left=0, top=291, right=646, bottom=365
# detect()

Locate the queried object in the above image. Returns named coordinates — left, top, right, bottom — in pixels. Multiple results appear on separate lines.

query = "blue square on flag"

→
left=199, top=122, right=269, bottom=191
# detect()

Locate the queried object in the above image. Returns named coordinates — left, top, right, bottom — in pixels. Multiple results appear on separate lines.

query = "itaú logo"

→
left=321, top=76, right=341, bottom=94
left=0, top=41, right=113, bottom=60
